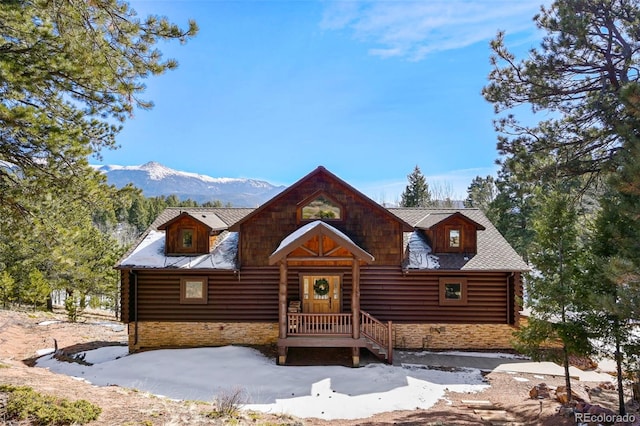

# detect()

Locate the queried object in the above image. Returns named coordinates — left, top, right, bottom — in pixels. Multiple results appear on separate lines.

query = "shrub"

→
left=207, top=386, right=247, bottom=418
left=0, top=384, right=101, bottom=425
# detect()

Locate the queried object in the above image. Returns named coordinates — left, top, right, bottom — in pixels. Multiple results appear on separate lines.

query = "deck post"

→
left=352, top=259, right=360, bottom=367
left=352, top=347, right=360, bottom=367
left=278, top=261, right=288, bottom=365
left=351, top=260, right=360, bottom=340
left=387, top=320, right=393, bottom=365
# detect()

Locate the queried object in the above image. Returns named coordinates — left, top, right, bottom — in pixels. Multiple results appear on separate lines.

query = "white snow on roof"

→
left=273, top=220, right=355, bottom=255
left=406, top=232, right=440, bottom=269
left=120, top=230, right=238, bottom=269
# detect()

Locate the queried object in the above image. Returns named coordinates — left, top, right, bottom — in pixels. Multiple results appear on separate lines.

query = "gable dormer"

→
left=415, top=212, right=485, bottom=255
left=157, top=211, right=227, bottom=256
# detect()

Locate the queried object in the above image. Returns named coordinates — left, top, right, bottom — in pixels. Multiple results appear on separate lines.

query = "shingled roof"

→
left=390, top=208, right=528, bottom=272
left=148, top=207, right=254, bottom=231
left=116, top=207, right=254, bottom=269
left=117, top=206, right=528, bottom=272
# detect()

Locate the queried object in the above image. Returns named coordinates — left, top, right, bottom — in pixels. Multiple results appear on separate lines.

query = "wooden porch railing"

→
left=360, top=310, right=393, bottom=364
left=287, top=313, right=352, bottom=335
left=285, top=310, right=393, bottom=364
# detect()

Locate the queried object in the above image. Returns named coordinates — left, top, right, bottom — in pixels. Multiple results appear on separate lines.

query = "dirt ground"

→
left=1, top=309, right=639, bottom=426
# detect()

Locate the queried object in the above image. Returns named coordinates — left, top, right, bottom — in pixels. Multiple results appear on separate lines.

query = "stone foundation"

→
left=128, top=321, right=521, bottom=352
left=128, top=321, right=279, bottom=351
left=393, top=323, right=519, bottom=350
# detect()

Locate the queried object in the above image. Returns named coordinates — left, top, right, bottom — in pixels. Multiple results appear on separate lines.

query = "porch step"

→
left=364, top=339, right=389, bottom=361
left=370, top=344, right=387, bottom=355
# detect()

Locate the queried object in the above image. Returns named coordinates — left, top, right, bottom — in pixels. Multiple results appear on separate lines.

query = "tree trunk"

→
left=615, top=337, right=626, bottom=415
left=563, top=344, right=572, bottom=403
left=632, top=382, right=639, bottom=403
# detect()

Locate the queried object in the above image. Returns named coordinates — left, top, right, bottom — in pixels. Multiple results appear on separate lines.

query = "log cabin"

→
left=116, top=166, right=528, bottom=366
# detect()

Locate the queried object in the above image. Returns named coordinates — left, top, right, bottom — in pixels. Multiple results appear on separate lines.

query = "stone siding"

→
left=129, top=321, right=527, bottom=352
left=128, top=321, right=279, bottom=351
left=393, top=323, right=519, bottom=350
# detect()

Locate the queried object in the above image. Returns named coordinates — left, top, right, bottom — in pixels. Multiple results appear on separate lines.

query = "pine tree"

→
left=128, top=197, right=150, bottom=233
left=0, top=1, right=196, bottom=315
left=582, top=86, right=640, bottom=414
left=400, top=166, right=432, bottom=207
left=514, top=182, right=592, bottom=403
left=587, top=195, right=640, bottom=414
left=485, top=167, right=536, bottom=263
left=464, top=175, right=497, bottom=212
left=483, top=0, right=640, bottom=181
left=0, top=0, right=197, bottom=224
left=0, top=271, right=16, bottom=308
left=24, top=269, right=51, bottom=310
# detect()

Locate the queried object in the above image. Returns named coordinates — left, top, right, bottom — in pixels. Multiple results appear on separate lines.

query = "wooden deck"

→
left=280, top=310, right=393, bottom=364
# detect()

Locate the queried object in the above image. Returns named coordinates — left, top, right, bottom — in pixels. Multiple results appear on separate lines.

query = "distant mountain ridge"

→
left=93, top=161, right=286, bottom=207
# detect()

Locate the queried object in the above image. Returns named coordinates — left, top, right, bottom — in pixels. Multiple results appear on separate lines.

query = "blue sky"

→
left=96, top=0, right=549, bottom=203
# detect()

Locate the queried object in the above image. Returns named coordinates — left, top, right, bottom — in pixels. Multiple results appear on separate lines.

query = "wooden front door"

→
left=302, top=275, right=341, bottom=313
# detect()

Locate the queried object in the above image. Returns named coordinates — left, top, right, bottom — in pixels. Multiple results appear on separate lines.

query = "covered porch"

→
left=269, top=221, right=393, bottom=367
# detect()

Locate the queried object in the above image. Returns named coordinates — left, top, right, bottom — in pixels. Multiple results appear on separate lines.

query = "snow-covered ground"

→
left=35, top=345, right=489, bottom=420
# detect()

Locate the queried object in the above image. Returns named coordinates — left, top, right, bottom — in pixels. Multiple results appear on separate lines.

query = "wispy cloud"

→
left=320, top=1, right=549, bottom=60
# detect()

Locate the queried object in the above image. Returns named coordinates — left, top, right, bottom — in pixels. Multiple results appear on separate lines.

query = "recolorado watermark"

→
left=575, top=412, right=636, bottom=424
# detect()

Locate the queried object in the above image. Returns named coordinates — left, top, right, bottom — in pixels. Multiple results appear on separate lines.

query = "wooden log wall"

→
left=122, top=266, right=518, bottom=325
left=131, top=267, right=278, bottom=321
left=120, top=270, right=130, bottom=322
left=359, top=266, right=515, bottom=324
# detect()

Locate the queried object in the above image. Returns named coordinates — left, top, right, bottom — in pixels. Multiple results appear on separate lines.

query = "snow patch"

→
left=119, top=231, right=238, bottom=269
left=409, top=350, right=529, bottom=360
left=406, top=232, right=440, bottom=269
left=35, top=345, right=489, bottom=420
left=38, top=320, right=61, bottom=326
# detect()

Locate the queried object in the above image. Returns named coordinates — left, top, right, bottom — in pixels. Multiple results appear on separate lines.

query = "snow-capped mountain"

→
left=93, top=162, right=285, bottom=207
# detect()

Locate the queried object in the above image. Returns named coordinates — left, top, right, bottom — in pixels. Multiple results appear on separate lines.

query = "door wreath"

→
left=313, top=278, right=330, bottom=296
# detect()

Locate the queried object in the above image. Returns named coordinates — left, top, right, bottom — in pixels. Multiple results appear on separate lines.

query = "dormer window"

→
left=180, top=228, right=195, bottom=250
left=419, top=213, right=483, bottom=255
left=448, top=228, right=460, bottom=248
left=298, top=192, right=344, bottom=223
left=158, top=211, right=228, bottom=256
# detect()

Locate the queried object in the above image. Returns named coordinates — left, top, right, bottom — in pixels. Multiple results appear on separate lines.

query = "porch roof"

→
left=269, top=220, right=375, bottom=265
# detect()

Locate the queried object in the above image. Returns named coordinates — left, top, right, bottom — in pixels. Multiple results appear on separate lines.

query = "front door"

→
left=302, top=275, right=341, bottom=313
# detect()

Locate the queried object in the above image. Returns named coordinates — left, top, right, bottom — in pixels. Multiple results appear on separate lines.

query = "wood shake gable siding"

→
left=235, top=169, right=406, bottom=267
